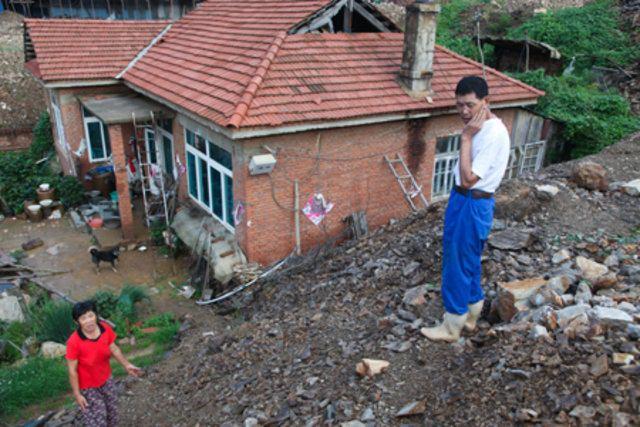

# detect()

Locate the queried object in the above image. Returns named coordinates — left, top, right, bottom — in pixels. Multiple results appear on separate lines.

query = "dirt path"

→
left=0, top=215, right=193, bottom=317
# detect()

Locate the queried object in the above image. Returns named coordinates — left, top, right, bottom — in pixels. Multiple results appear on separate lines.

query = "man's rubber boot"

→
left=464, top=300, right=484, bottom=332
left=420, top=312, right=468, bottom=343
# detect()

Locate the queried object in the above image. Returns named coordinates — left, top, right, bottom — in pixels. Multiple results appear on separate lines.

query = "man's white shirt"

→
left=453, top=117, right=511, bottom=193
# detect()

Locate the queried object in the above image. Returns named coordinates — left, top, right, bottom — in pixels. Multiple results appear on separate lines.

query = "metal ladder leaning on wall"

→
left=384, top=153, right=429, bottom=212
left=132, top=112, right=169, bottom=228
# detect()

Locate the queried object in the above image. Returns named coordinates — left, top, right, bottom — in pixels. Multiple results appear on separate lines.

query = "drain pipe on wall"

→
left=294, top=179, right=301, bottom=255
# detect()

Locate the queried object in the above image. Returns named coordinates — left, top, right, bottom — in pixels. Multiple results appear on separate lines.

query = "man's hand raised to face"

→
left=462, top=106, right=491, bottom=139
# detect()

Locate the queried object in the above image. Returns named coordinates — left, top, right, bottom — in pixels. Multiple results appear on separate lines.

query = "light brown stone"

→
left=356, top=359, right=390, bottom=378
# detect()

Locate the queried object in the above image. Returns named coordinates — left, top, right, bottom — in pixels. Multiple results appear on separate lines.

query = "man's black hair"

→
left=72, top=300, right=97, bottom=322
left=455, top=76, right=489, bottom=99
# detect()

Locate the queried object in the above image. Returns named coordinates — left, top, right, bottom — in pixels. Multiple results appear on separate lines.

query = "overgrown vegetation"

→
left=93, top=285, right=149, bottom=336
left=0, top=357, right=69, bottom=419
left=0, top=111, right=85, bottom=214
left=507, top=0, right=640, bottom=70
left=30, top=301, right=76, bottom=345
left=512, top=70, right=640, bottom=158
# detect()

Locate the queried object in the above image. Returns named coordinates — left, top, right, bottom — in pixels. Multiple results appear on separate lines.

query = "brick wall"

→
left=0, top=129, right=32, bottom=151
left=52, top=84, right=131, bottom=180
left=234, top=109, right=518, bottom=265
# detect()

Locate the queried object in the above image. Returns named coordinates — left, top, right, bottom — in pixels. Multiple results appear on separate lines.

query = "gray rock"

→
left=576, top=256, right=608, bottom=281
left=529, top=325, right=550, bottom=340
left=360, top=407, right=375, bottom=422
left=397, top=309, right=417, bottom=323
left=41, top=341, right=66, bottom=358
left=556, top=304, right=590, bottom=325
left=622, top=178, right=640, bottom=196
left=244, top=417, right=259, bottom=427
left=340, top=422, right=366, bottom=427
left=617, top=302, right=637, bottom=313
left=488, top=229, right=535, bottom=251
left=396, top=401, right=426, bottom=417
left=552, top=249, right=571, bottom=265
left=402, top=261, right=421, bottom=277
left=402, top=285, right=428, bottom=306
left=0, top=293, right=25, bottom=323
left=604, top=254, right=619, bottom=267
left=620, top=265, right=640, bottom=277
left=536, top=184, right=560, bottom=198
left=574, top=282, right=593, bottom=305
left=593, top=306, right=633, bottom=323
left=569, top=405, right=596, bottom=419
left=561, top=294, right=575, bottom=306
left=626, top=324, right=640, bottom=340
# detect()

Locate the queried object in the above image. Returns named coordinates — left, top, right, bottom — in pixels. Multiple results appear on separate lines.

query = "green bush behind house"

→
left=512, top=70, right=640, bottom=158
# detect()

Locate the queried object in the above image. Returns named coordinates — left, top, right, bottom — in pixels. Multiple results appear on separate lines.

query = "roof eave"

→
left=43, top=79, right=120, bottom=89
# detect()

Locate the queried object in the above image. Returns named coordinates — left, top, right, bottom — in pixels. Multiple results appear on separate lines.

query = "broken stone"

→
left=622, top=178, right=640, bottom=196
left=498, top=277, right=547, bottom=309
left=244, top=417, right=259, bottom=427
left=382, top=341, right=411, bottom=353
left=531, top=305, right=558, bottom=330
left=604, top=254, right=619, bottom=267
left=628, top=324, right=640, bottom=340
left=556, top=304, right=590, bottom=328
left=561, top=294, right=575, bottom=306
left=617, top=302, right=636, bottom=313
left=593, top=272, right=618, bottom=291
left=590, top=354, right=609, bottom=377
left=402, top=261, right=421, bottom=277
left=552, top=249, right=571, bottom=264
left=356, top=359, right=389, bottom=378
left=396, top=309, right=416, bottom=323
left=548, top=275, right=572, bottom=294
left=613, top=353, right=634, bottom=365
left=0, top=293, right=25, bottom=323
left=21, top=238, right=44, bottom=251
left=563, top=313, right=590, bottom=338
left=360, top=407, right=375, bottom=422
left=492, top=291, right=518, bottom=322
left=576, top=256, right=608, bottom=282
left=340, top=421, right=365, bottom=427
left=536, top=184, right=560, bottom=199
left=571, top=161, right=608, bottom=191
left=569, top=405, right=597, bottom=419
left=395, top=400, right=426, bottom=417
left=575, top=282, right=593, bottom=304
left=593, top=306, right=633, bottom=323
left=403, top=285, right=428, bottom=306
left=488, top=229, right=535, bottom=251
left=529, top=325, right=550, bottom=340
left=41, top=341, right=66, bottom=358
left=529, top=286, right=562, bottom=308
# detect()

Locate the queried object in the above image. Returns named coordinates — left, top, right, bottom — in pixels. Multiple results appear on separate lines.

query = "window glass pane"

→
left=104, top=124, right=111, bottom=157
left=199, top=157, right=209, bottom=207
left=210, top=167, right=223, bottom=218
left=163, top=136, right=174, bottom=177
left=208, top=141, right=232, bottom=170
left=146, top=131, right=157, bottom=164
left=87, top=121, right=104, bottom=159
left=224, top=175, right=233, bottom=226
left=187, top=152, right=198, bottom=198
left=195, top=135, right=206, bottom=153
left=185, top=129, right=195, bottom=147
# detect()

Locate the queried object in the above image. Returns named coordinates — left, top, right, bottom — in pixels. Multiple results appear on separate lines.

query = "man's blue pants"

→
left=441, top=189, right=495, bottom=315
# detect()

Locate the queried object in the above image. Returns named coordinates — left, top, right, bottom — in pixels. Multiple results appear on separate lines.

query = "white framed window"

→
left=82, top=107, right=111, bottom=162
left=157, top=119, right=174, bottom=177
left=184, top=128, right=234, bottom=231
left=431, top=134, right=460, bottom=199
left=505, top=147, right=520, bottom=179
left=519, top=140, right=546, bottom=175
left=144, top=127, right=158, bottom=165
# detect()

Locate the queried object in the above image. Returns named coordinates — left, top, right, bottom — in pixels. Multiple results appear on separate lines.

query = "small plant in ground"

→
left=0, top=321, right=32, bottom=364
left=92, top=286, right=149, bottom=336
left=30, top=300, right=75, bottom=344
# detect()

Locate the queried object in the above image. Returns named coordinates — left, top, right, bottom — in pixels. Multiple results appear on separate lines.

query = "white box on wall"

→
left=249, top=154, right=276, bottom=175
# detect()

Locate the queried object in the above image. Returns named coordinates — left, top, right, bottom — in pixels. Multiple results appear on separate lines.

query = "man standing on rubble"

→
left=421, top=76, right=511, bottom=342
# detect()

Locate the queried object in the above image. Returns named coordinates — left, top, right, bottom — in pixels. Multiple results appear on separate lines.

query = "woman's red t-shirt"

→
left=65, top=322, right=116, bottom=389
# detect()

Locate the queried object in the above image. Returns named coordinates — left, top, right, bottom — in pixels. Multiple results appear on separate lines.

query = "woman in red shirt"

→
left=66, top=301, right=141, bottom=426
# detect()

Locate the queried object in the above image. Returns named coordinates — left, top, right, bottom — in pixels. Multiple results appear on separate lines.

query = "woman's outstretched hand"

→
left=125, top=363, right=143, bottom=377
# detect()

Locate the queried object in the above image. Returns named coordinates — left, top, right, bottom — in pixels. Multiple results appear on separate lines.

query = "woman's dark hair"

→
left=455, top=76, right=489, bottom=99
left=72, top=300, right=98, bottom=322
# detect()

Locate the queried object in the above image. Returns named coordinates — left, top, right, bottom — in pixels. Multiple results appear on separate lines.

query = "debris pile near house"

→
left=32, top=135, right=640, bottom=426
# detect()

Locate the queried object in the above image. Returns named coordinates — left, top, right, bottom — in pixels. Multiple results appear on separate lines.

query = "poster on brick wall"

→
left=302, top=193, right=333, bottom=226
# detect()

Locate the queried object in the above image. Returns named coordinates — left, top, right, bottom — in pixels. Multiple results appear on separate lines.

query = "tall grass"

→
left=30, top=301, right=75, bottom=344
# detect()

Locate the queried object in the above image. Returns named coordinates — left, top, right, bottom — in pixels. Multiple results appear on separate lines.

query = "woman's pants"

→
left=80, top=378, right=118, bottom=427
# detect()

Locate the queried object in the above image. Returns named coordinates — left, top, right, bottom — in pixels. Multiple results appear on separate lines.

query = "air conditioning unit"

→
left=249, top=154, right=276, bottom=175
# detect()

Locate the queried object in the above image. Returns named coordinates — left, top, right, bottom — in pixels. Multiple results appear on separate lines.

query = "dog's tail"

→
left=88, top=246, right=99, bottom=254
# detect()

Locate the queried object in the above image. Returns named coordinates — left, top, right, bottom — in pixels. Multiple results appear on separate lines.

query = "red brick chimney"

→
left=398, top=0, right=441, bottom=97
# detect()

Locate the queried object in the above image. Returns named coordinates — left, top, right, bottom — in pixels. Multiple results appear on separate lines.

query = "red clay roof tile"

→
left=25, top=18, right=169, bottom=82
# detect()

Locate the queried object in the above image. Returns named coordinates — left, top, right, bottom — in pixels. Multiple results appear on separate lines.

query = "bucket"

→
left=36, top=187, right=55, bottom=201
left=26, top=204, right=43, bottom=222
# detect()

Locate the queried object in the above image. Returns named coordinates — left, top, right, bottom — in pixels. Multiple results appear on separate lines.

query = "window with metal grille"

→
left=432, top=135, right=460, bottom=199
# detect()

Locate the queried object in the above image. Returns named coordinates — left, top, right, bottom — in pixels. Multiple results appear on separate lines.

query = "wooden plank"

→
left=353, top=2, right=390, bottom=33
left=294, top=0, right=347, bottom=34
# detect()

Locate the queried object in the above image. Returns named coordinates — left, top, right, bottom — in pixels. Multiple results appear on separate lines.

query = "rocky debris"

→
left=488, top=229, right=536, bottom=251
left=41, top=341, right=67, bottom=358
left=622, top=178, right=640, bottom=196
left=356, top=359, right=390, bottom=378
left=571, top=161, right=609, bottom=191
left=395, top=400, right=426, bottom=417
left=402, top=285, right=428, bottom=306
left=0, top=290, right=25, bottom=322
left=576, top=256, right=609, bottom=281
left=535, top=184, right=560, bottom=199
left=21, top=238, right=44, bottom=251
left=552, top=248, right=571, bottom=264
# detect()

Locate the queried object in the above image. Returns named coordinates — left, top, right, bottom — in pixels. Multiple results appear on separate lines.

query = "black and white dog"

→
left=88, top=246, right=120, bottom=273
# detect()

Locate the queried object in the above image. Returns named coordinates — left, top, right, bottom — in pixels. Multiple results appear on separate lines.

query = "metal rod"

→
left=294, top=180, right=301, bottom=255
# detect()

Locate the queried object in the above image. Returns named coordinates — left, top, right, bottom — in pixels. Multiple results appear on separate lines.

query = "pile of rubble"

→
left=31, top=136, right=640, bottom=426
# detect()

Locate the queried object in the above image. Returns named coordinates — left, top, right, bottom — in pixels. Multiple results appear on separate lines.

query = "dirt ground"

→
left=0, top=212, right=194, bottom=317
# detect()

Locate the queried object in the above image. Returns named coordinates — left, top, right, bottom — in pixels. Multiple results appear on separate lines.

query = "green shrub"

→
left=52, top=175, right=85, bottom=208
left=93, top=290, right=119, bottom=319
left=0, top=357, right=68, bottom=418
left=512, top=69, right=640, bottom=158
left=507, top=0, right=640, bottom=71
left=29, top=111, right=55, bottom=160
left=31, top=301, right=75, bottom=344
left=0, top=322, right=31, bottom=364
left=92, top=286, right=148, bottom=336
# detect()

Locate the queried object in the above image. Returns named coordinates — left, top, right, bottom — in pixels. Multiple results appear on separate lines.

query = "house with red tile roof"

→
left=24, top=0, right=547, bottom=270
